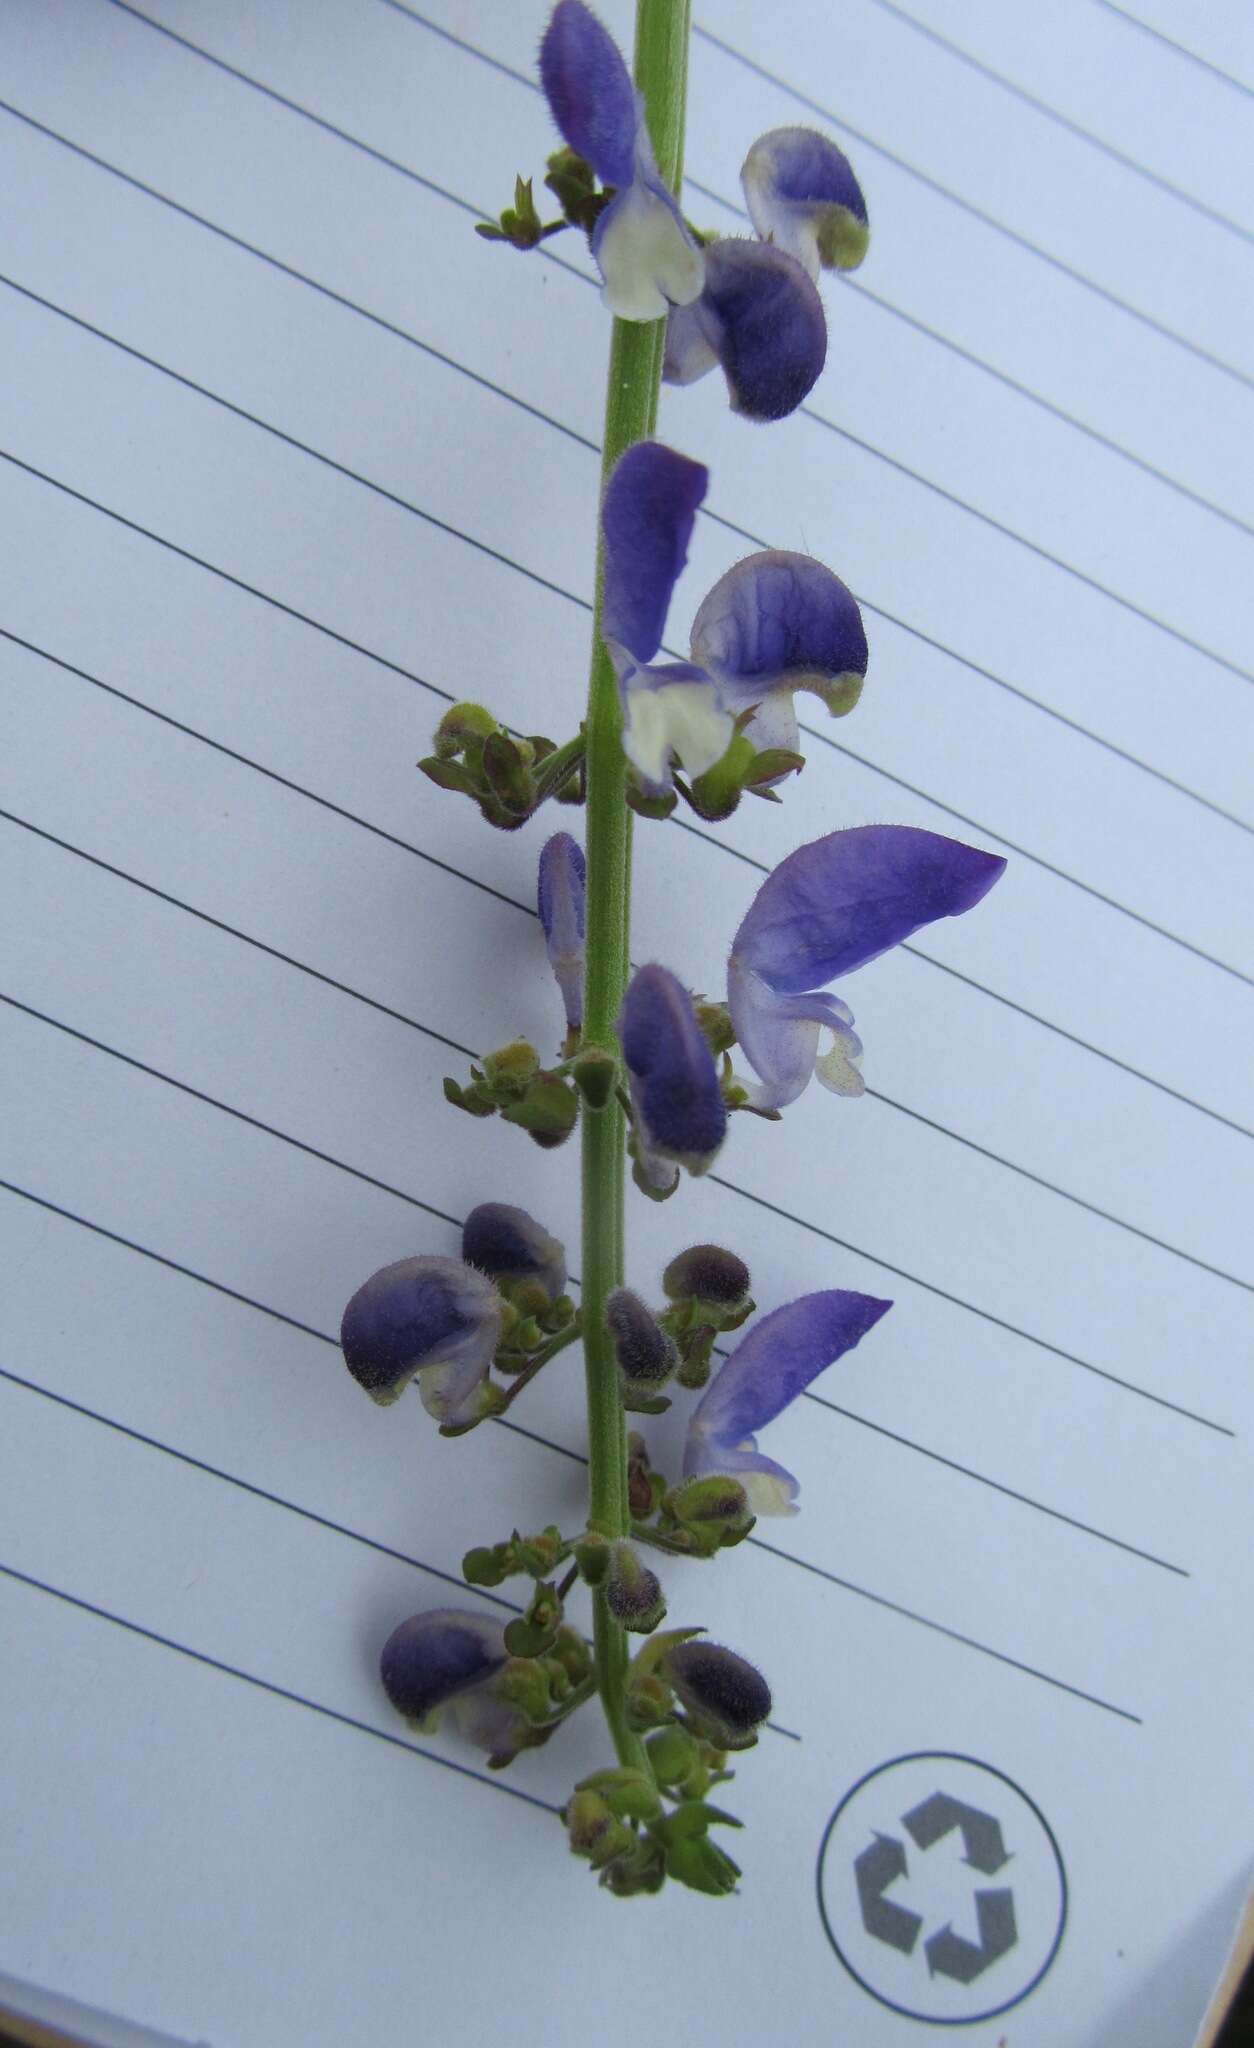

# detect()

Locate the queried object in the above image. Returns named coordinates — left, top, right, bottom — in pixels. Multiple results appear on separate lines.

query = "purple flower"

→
left=617, top=964, right=727, bottom=1190
left=741, top=128, right=870, bottom=279
left=537, top=832, right=586, bottom=1032
left=380, top=1608, right=509, bottom=1723
left=340, top=1255, right=502, bottom=1426
left=461, top=1202, right=567, bottom=1300
left=539, top=1, right=704, bottom=319
left=601, top=441, right=864, bottom=790
left=690, top=548, right=867, bottom=755
left=728, top=826, right=1007, bottom=1110
left=379, top=1608, right=529, bottom=1763
left=684, top=1290, right=892, bottom=1514
left=663, top=237, right=827, bottom=422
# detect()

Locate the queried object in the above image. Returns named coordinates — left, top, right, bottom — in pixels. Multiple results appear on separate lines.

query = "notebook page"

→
left=0, top=3, right=1250, bottom=2044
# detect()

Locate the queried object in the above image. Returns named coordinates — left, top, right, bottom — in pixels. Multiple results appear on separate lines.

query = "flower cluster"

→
left=335, top=0, right=1007, bottom=1900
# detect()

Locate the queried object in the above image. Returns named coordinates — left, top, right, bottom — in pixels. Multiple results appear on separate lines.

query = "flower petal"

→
left=537, top=831, right=586, bottom=1032
left=591, top=161, right=705, bottom=319
left=732, top=825, right=1007, bottom=995
left=380, top=1608, right=508, bottom=1722
left=741, top=126, right=869, bottom=278
left=727, top=957, right=862, bottom=1111
left=617, top=963, right=727, bottom=1174
left=619, top=660, right=735, bottom=790
left=602, top=441, right=709, bottom=665
left=461, top=1201, right=568, bottom=1300
left=340, top=1255, right=501, bottom=1421
left=663, top=239, right=826, bottom=422
left=539, top=0, right=638, bottom=187
left=684, top=1290, right=891, bottom=1512
left=689, top=550, right=868, bottom=723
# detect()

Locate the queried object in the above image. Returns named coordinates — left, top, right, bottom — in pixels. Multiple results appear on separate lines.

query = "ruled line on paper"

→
left=5, top=624, right=1251, bottom=1295
left=79, top=7, right=1254, bottom=700
left=3, top=447, right=1247, bottom=1142
left=3, top=280, right=1250, bottom=985
left=0, top=811, right=1237, bottom=1435
left=0, top=1560, right=564, bottom=1817
left=0, top=989, right=1202, bottom=1574
left=380, top=1, right=1254, bottom=548
left=0, top=1180, right=1149, bottom=1723
left=1, top=1367, right=814, bottom=1743
left=864, top=0, right=1254, bottom=248
left=1094, top=0, right=1254, bottom=98
left=3, top=110, right=1247, bottom=842
left=691, top=19, right=1254, bottom=394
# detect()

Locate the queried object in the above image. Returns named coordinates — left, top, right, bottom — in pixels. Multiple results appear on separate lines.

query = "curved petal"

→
left=690, top=550, right=868, bottom=721
left=665, top=239, right=827, bottom=422
left=742, top=126, right=869, bottom=277
left=732, top=825, right=1007, bottom=995
left=684, top=1290, right=892, bottom=1512
left=727, top=957, right=862, bottom=1110
left=591, top=156, right=705, bottom=319
left=539, top=0, right=638, bottom=187
left=617, top=963, right=727, bottom=1174
left=618, top=659, right=734, bottom=790
left=379, top=1608, right=508, bottom=1722
left=662, top=296, right=720, bottom=387
left=340, top=1256, right=501, bottom=1410
left=602, top=441, right=709, bottom=665
left=537, top=831, right=586, bottom=1031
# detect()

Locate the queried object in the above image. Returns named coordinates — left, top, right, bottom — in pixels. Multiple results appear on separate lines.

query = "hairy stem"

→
left=581, top=0, right=692, bottom=1775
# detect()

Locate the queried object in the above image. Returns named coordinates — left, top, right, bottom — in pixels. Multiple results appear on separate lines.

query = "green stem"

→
left=581, top=0, right=693, bottom=1776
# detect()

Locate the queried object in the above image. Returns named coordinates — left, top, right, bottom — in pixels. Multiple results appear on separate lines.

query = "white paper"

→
left=1, top=3, right=1250, bottom=2044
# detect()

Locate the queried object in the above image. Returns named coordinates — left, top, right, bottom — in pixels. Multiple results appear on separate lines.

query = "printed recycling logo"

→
left=817, top=1754, right=1067, bottom=2025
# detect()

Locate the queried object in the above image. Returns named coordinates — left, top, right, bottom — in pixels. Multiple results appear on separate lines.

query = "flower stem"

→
left=581, top=0, right=692, bottom=1775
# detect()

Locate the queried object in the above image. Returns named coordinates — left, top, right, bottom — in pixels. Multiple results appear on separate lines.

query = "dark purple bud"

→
left=461, top=1201, right=567, bottom=1301
left=379, top=1609, right=508, bottom=1722
left=605, top=1287, right=677, bottom=1386
left=663, top=1640, right=772, bottom=1747
left=662, top=1244, right=751, bottom=1309
left=604, top=1543, right=667, bottom=1633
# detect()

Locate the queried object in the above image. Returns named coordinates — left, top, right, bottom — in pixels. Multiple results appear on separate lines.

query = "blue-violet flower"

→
left=539, top=0, right=704, bottom=319
left=461, top=1201, right=567, bottom=1301
left=728, top=825, right=1007, bottom=1109
left=380, top=1608, right=525, bottom=1762
left=684, top=1289, right=892, bottom=1513
left=617, top=963, right=727, bottom=1190
left=741, top=127, right=870, bottom=278
left=663, top=237, right=827, bottom=421
left=340, top=1255, right=502, bottom=1426
left=537, top=831, right=586, bottom=1033
left=602, top=440, right=866, bottom=789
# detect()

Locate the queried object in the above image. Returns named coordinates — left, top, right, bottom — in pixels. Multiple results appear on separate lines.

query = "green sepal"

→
left=481, top=1039, right=540, bottom=1093
left=816, top=209, right=870, bottom=273
left=500, top=1073, right=580, bottom=1148
left=694, top=999, right=736, bottom=1056
left=645, top=1725, right=699, bottom=1786
left=442, top=1076, right=496, bottom=1118
left=575, top=1767, right=663, bottom=1823
left=419, top=755, right=478, bottom=796
left=571, top=1046, right=617, bottom=1109
left=625, top=781, right=678, bottom=821
left=564, top=1790, right=635, bottom=1867
left=462, top=1541, right=513, bottom=1588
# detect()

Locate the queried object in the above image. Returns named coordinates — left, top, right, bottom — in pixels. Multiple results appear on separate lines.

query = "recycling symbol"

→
left=854, top=1791, right=1017, bottom=1983
left=816, top=1753, right=1067, bottom=2024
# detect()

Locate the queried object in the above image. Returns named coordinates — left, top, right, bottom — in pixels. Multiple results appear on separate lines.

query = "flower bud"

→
left=565, top=1790, right=634, bottom=1868
left=461, top=1202, right=567, bottom=1302
left=662, top=1243, right=752, bottom=1319
left=537, top=831, right=586, bottom=1034
left=605, top=1288, right=677, bottom=1408
left=604, top=1542, right=667, bottom=1634
left=663, top=1640, right=772, bottom=1750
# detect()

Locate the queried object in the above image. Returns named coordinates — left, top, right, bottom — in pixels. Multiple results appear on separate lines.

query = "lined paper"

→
left=1, top=3, right=1250, bottom=2043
